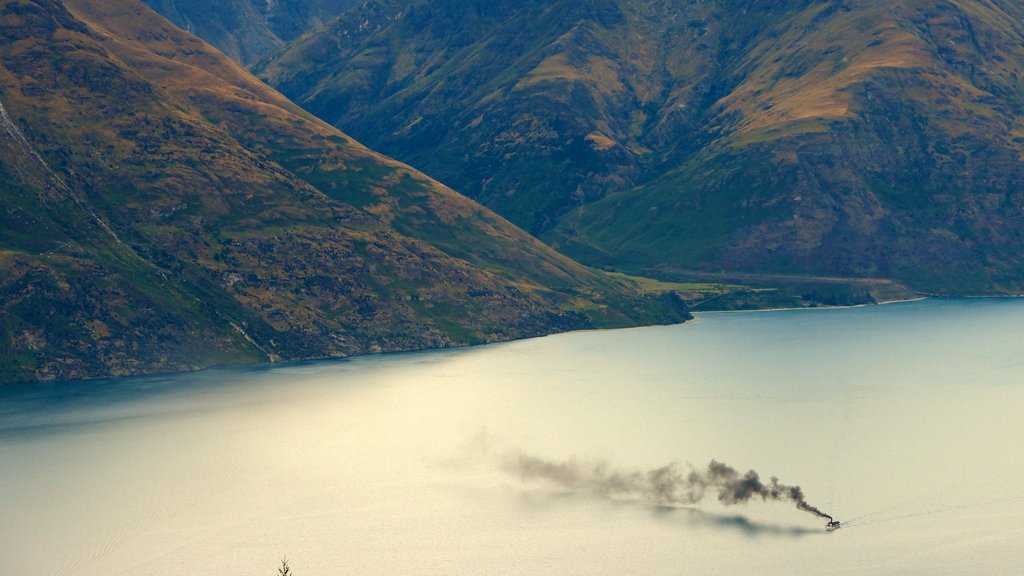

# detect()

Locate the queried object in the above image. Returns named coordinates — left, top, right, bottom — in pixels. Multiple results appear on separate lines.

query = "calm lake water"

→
left=2, top=298, right=1023, bottom=575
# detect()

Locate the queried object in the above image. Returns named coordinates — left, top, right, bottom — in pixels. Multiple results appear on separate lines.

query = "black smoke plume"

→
left=506, top=453, right=831, bottom=520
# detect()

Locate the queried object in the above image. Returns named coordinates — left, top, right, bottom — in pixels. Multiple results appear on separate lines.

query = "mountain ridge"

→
left=258, top=0, right=1024, bottom=294
left=0, top=0, right=689, bottom=385
left=139, top=0, right=364, bottom=63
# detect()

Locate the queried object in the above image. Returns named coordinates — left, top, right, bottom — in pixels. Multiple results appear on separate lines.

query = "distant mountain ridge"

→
left=257, top=0, right=1024, bottom=293
left=0, top=0, right=689, bottom=384
left=140, top=0, right=364, bottom=63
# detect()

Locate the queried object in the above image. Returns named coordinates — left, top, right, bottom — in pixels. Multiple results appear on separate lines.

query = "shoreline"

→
left=692, top=296, right=930, bottom=315
left=11, top=294, right=1024, bottom=388
left=1, top=313, right=698, bottom=389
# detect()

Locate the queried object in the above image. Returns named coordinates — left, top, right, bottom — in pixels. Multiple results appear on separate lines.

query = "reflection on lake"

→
left=2, top=298, right=1023, bottom=575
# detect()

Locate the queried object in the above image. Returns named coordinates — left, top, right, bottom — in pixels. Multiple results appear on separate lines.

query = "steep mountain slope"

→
left=259, top=0, right=1024, bottom=293
left=140, top=0, right=363, bottom=63
left=0, top=0, right=689, bottom=385
left=258, top=0, right=653, bottom=233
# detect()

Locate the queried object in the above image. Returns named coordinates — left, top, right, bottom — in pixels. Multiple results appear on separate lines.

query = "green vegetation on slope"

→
left=0, top=0, right=689, bottom=385
left=258, top=0, right=1024, bottom=294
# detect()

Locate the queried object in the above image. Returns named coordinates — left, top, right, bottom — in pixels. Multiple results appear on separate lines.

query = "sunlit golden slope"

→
left=0, top=0, right=688, bottom=384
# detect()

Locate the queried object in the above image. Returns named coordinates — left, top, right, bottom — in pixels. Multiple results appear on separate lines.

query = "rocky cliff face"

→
left=258, top=0, right=1024, bottom=293
left=0, top=0, right=689, bottom=385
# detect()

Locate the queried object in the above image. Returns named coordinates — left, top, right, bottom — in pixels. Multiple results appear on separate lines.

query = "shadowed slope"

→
left=140, top=0, right=364, bottom=64
left=259, top=0, right=1024, bottom=293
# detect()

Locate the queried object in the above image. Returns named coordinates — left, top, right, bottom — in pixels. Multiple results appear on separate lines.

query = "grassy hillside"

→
left=258, top=0, right=1024, bottom=293
left=0, top=0, right=689, bottom=385
left=257, top=0, right=655, bottom=233
left=555, top=0, right=1024, bottom=294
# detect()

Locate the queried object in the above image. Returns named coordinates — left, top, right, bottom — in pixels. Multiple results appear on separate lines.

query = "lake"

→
left=2, top=298, right=1023, bottom=575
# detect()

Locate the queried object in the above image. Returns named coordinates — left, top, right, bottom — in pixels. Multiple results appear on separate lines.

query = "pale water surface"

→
left=2, top=298, right=1023, bottom=575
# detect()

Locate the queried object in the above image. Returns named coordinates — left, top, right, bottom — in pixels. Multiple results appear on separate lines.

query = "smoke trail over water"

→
left=506, top=453, right=831, bottom=520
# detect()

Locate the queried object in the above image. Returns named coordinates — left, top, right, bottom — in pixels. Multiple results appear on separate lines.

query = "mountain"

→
left=139, top=0, right=364, bottom=64
left=258, top=0, right=1024, bottom=294
left=257, top=0, right=641, bottom=233
left=0, top=0, right=689, bottom=385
